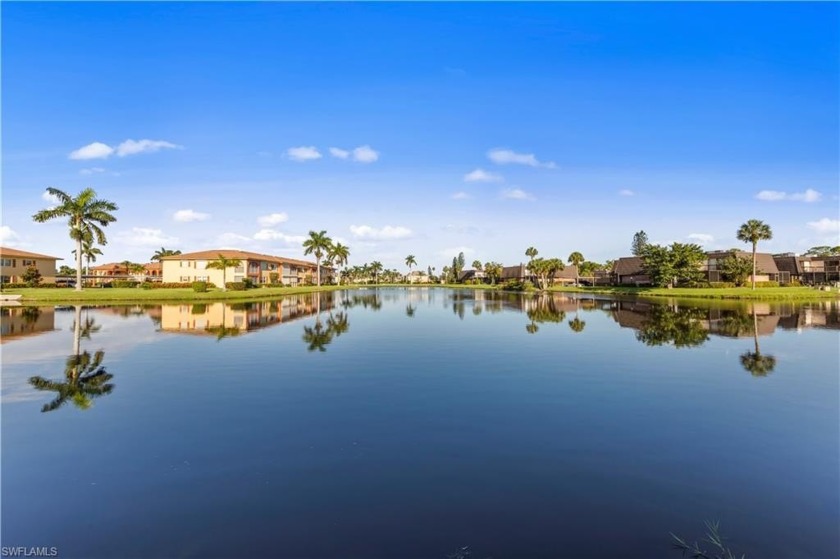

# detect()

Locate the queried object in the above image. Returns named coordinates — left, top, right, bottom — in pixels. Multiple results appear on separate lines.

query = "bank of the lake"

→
left=3, top=283, right=838, bottom=303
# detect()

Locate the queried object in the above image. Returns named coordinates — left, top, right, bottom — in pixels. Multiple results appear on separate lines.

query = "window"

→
left=234, top=266, right=244, bottom=273
left=234, top=275, right=244, bottom=282
left=1, top=259, right=15, bottom=267
left=196, top=275, right=209, bottom=282
left=180, top=276, right=191, bottom=282
left=0, top=276, right=10, bottom=283
left=22, top=259, right=36, bottom=266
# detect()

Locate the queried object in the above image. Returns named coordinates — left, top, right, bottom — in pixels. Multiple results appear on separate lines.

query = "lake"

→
left=2, top=289, right=838, bottom=558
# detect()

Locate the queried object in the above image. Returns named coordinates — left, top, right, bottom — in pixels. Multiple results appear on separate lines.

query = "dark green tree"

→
left=631, top=230, right=649, bottom=256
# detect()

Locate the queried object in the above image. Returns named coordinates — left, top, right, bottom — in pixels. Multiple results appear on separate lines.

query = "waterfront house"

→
left=0, top=247, right=61, bottom=284
left=774, top=253, right=840, bottom=285
left=159, top=249, right=333, bottom=286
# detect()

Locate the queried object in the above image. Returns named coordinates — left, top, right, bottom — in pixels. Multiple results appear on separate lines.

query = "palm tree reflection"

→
left=28, top=305, right=114, bottom=412
left=302, top=311, right=350, bottom=352
left=739, top=305, right=777, bottom=377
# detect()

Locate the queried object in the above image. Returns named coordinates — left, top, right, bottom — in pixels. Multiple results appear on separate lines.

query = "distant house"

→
left=406, top=270, right=431, bottom=284
left=612, top=257, right=649, bottom=285
left=0, top=247, right=61, bottom=284
left=774, top=253, right=840, bottom=284
left=91, top=263, right=129, bottom=277
left=552, top=265, right=579, bottom=285
left=458, top=269, right=486, bottom=283
left=612, top=251, right=786, bottom=286
left=159, top=249, right=333, bottom=286
left=501, top=264, right=528, bottom=282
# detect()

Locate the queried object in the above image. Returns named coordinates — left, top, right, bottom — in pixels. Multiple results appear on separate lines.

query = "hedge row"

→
left=0, top=283, right=71, bottom=289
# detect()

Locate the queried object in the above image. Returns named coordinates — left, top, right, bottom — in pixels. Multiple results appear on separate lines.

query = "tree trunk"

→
left=753, top=307, right=759, bottom=354
left=316, top=256, right=321, bottom=287
left=75, top=234, right=83, bottom=292
left=751, top=242, right=757, bottom=290
left=221, top=268, right=227, bottom=291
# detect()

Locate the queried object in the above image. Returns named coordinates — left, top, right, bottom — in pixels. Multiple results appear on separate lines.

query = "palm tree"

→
left=736, top=219, right=773, bottom=290
left=328, top=242, right=350, bottom=283
left=405, top=255, right=417, bottom=281
left=151, top=247, right=182, bottom=261
left=526, top=247, right=538, bottom=261
left=71, top=236, right=103, bottom=280
left=369, top=261, right=383, bottom=284
left=205, top=254, right=242, bottom=291
left=739, top=305, right=777, bottom=377
left=568, top=251, right=584, bottom=285
left=32, top=187, right=118, bottom=291
left=303, top=230, right=333, bottom=287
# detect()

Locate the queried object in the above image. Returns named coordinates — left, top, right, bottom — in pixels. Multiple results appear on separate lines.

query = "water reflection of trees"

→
left=525, top=295, right=566, bottom=334
left=635, top=306, right=710, bottom=348
left=341, top=293, right=382, bottom=311
left=28, top=305, right=114, bottom=412
left=302, top=311, right=350, bottom=352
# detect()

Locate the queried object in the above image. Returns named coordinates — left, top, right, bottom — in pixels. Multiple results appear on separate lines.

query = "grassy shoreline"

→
left=2, top=283, right=838, bottom=303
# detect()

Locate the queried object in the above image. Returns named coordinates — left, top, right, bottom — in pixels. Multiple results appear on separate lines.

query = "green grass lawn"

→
left=2, top=283, right=837, bottom=303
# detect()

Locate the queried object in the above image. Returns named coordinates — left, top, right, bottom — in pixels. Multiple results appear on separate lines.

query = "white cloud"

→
left=619, top=189, right=635, bottom=196
left=464, top=168, right=503, bottom=183
left=329, top=147, right=350, bottom=160
left=0, top=225, right=20, bottom=245
left=69, top=139, right=180, bottom=160
left=350, top=224, right=413, bottom=240
left=41, top=191, right=61, bottom=205
left=500, top=188, right=535, bottom=201
left=756, top=189, right=822, bottom=202
left=807, top=218, right=840, bottom=234
left=687, top=233, right=715, bottom=245
left=253, top=229, right=306, bottom=246
left=257, top=212, right=289, bottom=227
left=69, top=142, right=114, bottom=160
left=439, top=246, right=476, bottom=259
left=116, top=227, right=178, bottom=247
left=487, top=148, right=555, bottom=168
left=116, top=139, right=181, bottom=157
left=352, top=145, right=379, bottom=163
left=286, top=146, right=322, bottom=162
left=80, top=167, right=106, bottom=176
left=173, top=209, right=210, bottom=223
left=217, top=232, right=254, bottom=248
left=451, top=192, right=471, bottom=200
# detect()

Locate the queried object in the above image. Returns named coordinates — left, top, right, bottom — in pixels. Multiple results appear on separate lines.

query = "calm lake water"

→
left=2, top=289, right=838, bottom=559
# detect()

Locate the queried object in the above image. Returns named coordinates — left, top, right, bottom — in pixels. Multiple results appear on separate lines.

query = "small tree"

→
left=568, top=251, right=584, bottom=284
left=22, top=266, right=43, bottom=287
left=720, top=251, right=754, bottom=286
left=641, top=245, right=676, bottom=287
left=484, top=262, right=502, bottom=285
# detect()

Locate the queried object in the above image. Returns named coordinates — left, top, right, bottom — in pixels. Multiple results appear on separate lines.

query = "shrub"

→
left=756, top=281, right=780, bottom=288
left=242, top=278, right=256, bottom=289
left=708, top=281, right=736, bottom=288
left=269, top=272, right=280, bottom=284
left=140, top=282, right=153, bottom=290
left=111, top=280, right=139, bottom=288
left=192, top=281, right=209, bottom=293
left=22, top=266, right=43, bottom=287
left=142, top=282, right=216, bottom=289
left=1, top=282, right=71, bottom=289
left=226, top=282, right=246, bottom=291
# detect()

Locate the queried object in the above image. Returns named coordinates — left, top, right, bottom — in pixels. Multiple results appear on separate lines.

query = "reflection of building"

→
left=607, top=299, right=839, bottom=338
left=0, top=247, right=61, bottom=284
left=160, top=250, right=333, bottom=286
left=0, top=306, right=56, bottom=343
left=159, top=295, right=333, bottom=336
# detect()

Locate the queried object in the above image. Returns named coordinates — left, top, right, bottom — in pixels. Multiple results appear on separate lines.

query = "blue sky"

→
left=2, top=2, right=838, bottom=269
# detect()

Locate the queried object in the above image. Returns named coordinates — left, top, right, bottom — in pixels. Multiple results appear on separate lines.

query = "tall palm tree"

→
left=369, top=261, right=383, bottom=284
left=32, top=187, right=119, bottom=291
left=568, top=251, right=585, bottom=285
left=303, top=230, right=333, bottom=287
left=71, top=236, right=103, bottom=280
left=405, top=254, right=417, bottom=281
left=328, top=242, right=350, bottom=283
left=525, top=247, right=539, bottom=262
left=205, top=254, right=242, bottom=291
left=736, top=219, right=773, bottom=290
left=151, top=247, right=182, bottom=261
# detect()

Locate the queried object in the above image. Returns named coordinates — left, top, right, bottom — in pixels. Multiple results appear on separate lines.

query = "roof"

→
left=144, top=262, right=162, bottom=271
left=501, top=264, right=526, bottom=279
left=553, top=265, right=578, bottom=279
left=707, top=250, right=780, bottom=274
left=159, top=249, right=325, bottom=268
left=613, top=257, right=645, bottom=276
left=91, top=262, right=126, bottom=271
left=773, top=255, right=802, bottom=275
left=0, top=246, right=61, bottom=260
